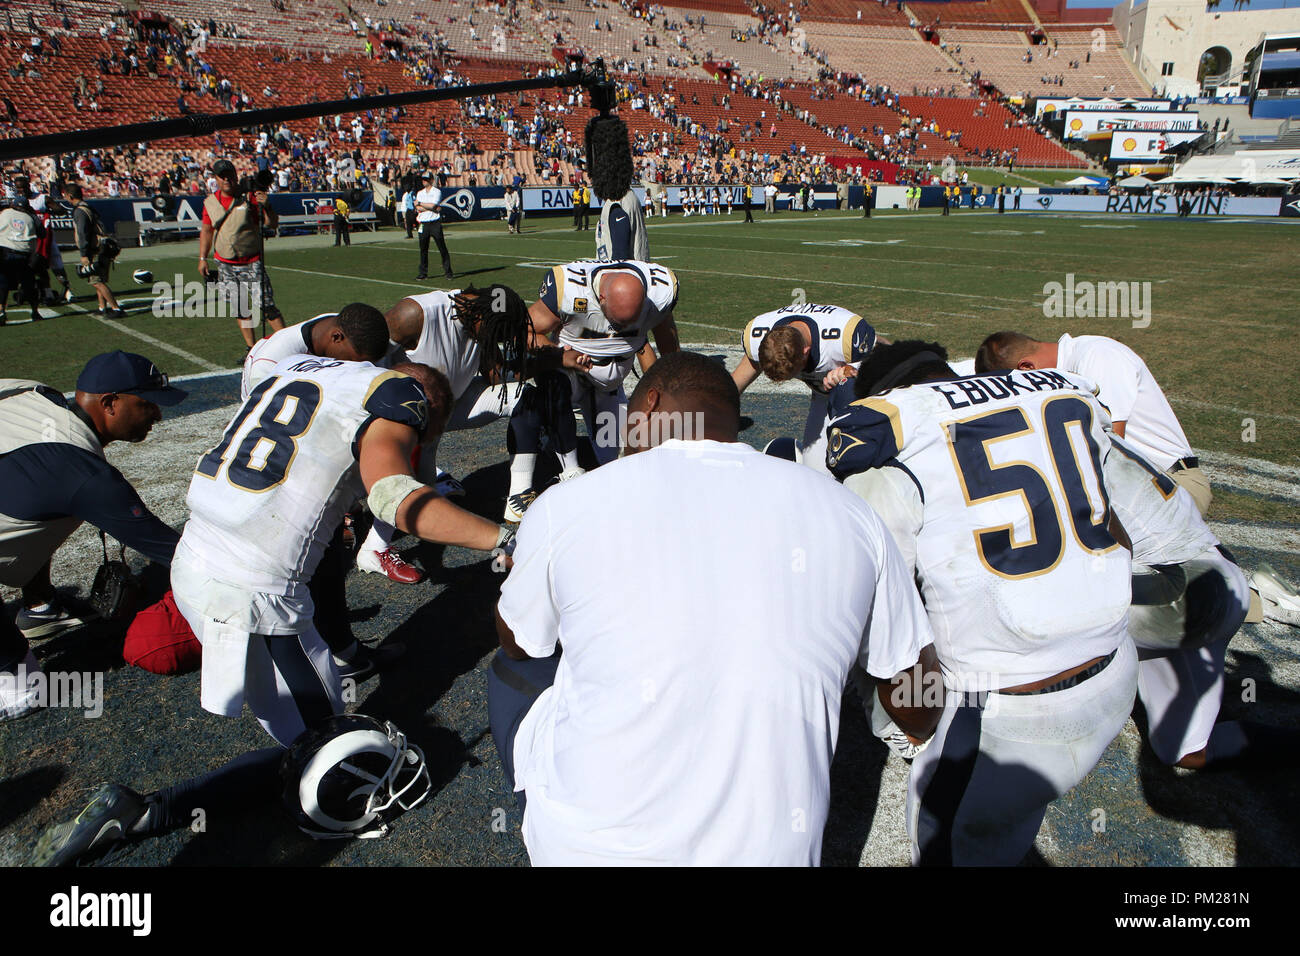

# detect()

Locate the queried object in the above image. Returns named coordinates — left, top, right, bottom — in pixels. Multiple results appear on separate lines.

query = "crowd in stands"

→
left=1, top=0, right=1118, bottom=204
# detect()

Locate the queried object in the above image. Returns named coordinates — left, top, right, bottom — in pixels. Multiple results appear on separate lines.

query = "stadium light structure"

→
left=0, top=59, right=618, bottom=163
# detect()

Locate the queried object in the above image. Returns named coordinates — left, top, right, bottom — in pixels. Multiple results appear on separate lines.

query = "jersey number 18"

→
left=196, top=377, right=323, bottom=492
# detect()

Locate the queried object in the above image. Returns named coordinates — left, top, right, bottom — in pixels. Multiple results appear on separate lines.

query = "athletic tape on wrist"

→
left=368, top=474, right=426, bottom=527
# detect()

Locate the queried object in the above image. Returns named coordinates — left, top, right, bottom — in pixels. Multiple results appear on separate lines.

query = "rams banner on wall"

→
left=1063, top=109, right=1201, bottom=140
left=1021, top=194, right=1281, bottom=216
left=521, top=186, right=640, bottom=212
left=1108, top=129, right=1206, bottom=162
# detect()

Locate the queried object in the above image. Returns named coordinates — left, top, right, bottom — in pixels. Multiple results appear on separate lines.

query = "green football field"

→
left=7, top=207, right=1297, bottom=525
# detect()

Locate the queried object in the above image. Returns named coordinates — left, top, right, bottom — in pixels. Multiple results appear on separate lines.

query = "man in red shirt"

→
left=198, top=160, right=283, bottom=349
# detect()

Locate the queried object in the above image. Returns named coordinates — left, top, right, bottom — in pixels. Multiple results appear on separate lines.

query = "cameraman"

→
left=67, top=184, right=124, bottom=319
left=199, top=160, right=283, bottom=349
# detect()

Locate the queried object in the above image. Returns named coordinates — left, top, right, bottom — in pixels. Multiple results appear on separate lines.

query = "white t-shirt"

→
left=1055, top=333, right=1193, bottom=472
left=498, top=439, right=933, bottom=866
left=392, top=290, right=481, bottom=400
left=416, top=186, right=443, bottom=223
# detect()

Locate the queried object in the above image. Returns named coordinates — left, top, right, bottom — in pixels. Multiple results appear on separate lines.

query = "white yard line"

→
left=1176, top=397, right=1300, bottom=426
left=57, top=300, right=224, bottom=372
left=271, top=265, right=434, bottom=290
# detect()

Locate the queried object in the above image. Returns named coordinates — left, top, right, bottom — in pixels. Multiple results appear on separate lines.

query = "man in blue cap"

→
left=0, top=350, right=185, bottom=720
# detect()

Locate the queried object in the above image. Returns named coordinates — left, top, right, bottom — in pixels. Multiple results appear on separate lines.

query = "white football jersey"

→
left=537, top=260, right=677, bottom=361
left=183, top=357, right=428, bottom=604
left=1105, top=435, right=1218, bottom=568
left=242, top=315, right=329, bottom=399
left=743, top=304, right=876, bottom=393
left=393, top=289, right=480, bottom=400
left=828, top=369, right=1131, bottom=689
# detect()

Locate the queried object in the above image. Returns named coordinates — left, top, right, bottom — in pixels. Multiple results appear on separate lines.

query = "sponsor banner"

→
left=1022, top=194, right=1281, bottom=216
left=1036, top=96, right=1169, bottom=119
left=1109, top=129, right=1206, bottom=162
left=1063, top=109, right=1200, bottom=140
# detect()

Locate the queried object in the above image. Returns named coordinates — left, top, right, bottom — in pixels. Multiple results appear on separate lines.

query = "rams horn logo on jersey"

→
left=442, top=189, right=477, bottom=219
left=825, top=427, right=865, bottom=469
left=402, top=399, right=429, bottom=431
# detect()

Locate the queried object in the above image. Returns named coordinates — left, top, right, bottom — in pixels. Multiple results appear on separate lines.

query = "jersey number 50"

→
left=948, top=395, right=1116, bottom=579
left=196, top=378, right=323, bottom=492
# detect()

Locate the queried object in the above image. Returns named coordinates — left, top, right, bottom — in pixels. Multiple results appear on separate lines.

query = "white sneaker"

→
left=556, top=466, right=586, bottom=483
left=1252, top=564, right=1300, bottom=627
left=1, top=651, right=43, bottom=722
left=504, top=488, right=537, bottom=524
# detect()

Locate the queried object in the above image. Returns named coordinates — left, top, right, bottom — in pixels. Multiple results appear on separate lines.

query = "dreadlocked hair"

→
left=454, top=284, right=532, bottom=392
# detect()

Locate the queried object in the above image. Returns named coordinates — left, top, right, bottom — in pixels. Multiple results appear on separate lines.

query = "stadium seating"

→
left=0, top=0, right=1112, bottom=193
left=940, top=24, right=1145, bottom=98
left=136, top=0, right=362, bottom=49
left=800, top=23, right=965, bottom=93
left=799, top=0, right=911, bottom=26
left=659, top=7, right=821, bottom=80
left=899, top=94, right=1083, bottom=164
left=908, top=0, right=1036, bottom=28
